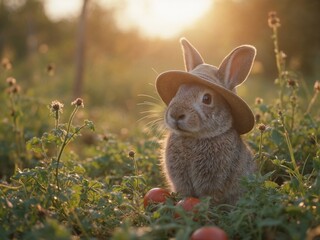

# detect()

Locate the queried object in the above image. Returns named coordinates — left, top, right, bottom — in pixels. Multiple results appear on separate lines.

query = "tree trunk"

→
left=73, top=0, right=89, bottom=98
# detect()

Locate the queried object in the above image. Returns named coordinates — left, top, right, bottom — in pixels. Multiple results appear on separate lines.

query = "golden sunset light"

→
left=44, top=0, right=213, bottom=39
left=114, top=0, right=213, bottom=38
left=2, top=1, right=320, bottom=239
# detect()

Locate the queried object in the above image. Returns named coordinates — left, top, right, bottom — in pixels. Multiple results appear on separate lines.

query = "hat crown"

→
left=190, top=64, right=235, bottom=92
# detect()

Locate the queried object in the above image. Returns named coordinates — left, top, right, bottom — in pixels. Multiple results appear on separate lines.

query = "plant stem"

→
left=279, top=113, right=304, bottom=193
left=272, top=26, right=285, bottom=108
left=9, top=94, right=24, bottom=170
left=258, top=131, right=264, bottom=173
left=291, top=101, right=295, bottom=132
left=55, top=106, right=79, bottom=190
left=305, top=91, right=318, bottom=115
left=55, top=110, right=59, bottom=130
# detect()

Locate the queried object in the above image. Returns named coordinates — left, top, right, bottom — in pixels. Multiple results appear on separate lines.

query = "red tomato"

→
left=143, top=188, right=170, bottom=208
left=191, top=226, right=228, bottom=240
left=176, top=197, right=200, bottom=212
left=175, top=197, right=201, bottom=219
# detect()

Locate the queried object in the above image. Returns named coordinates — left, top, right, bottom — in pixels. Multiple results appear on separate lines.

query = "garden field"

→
left=1, top=1, right=320, bottom=239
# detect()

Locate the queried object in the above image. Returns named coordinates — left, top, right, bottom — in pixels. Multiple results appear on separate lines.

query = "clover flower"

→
left=50, top=100, right=64, bottom=114
left=71, top=98, right=84, bottom=108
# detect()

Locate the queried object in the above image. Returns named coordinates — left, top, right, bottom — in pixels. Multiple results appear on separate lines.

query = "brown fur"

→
left=161, top=84, right=255, bottom=204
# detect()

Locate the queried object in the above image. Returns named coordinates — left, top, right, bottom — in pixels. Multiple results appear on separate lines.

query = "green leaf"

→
left=26, top=137, right=42, bottom=153
left=264, top=180, right=278, bottom=189
left=84, top=120, right=95, bottom=131
left=259, top=104, right=269, bottom=113
left=271, top=129, right=283, bottom=145
left=73, top=165, right=86, bottom=174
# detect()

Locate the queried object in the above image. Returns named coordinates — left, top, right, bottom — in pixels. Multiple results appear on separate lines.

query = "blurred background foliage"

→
left=1, top=0, right=320, bottom=135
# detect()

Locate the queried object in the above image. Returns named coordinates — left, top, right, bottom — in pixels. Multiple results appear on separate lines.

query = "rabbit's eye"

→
left=202, top=93, right=212, bottom=105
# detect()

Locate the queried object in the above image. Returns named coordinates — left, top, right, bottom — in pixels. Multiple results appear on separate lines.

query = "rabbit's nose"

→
left=170, top=112, right=186, bottom=121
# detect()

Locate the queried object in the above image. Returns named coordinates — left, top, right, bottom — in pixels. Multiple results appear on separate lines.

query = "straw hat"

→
left=156, top=38, right=256, bottom=135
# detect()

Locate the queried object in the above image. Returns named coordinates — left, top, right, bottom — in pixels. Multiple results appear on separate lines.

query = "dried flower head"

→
left=47, top=64, right=55, bottom=76
left=257, top=123, right=266, bottom=132
left=314, top=81, right=320, bottom=92
left=11, top=85, right=21, bottom=94
left=255, top=97, right=263, bottom=105
left=50, top=100, right=64, bottom=113
left=6, top=77, right=16, bottom=86
left=129, top=150, right=135, bottom=158
left=268, top=11, right=281, bottom=28
left=287, top=78, right=297, bottom=88
left=1, top=58, right=12, bottom=70
left=71, top=98, right=84, bottom=108
left=6, top=83, right=21, bottom=95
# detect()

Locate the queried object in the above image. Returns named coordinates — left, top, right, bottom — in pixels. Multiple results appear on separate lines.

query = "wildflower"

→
left=50, top=100, right=64, bottom=113
left=1, top=58, right=12, bottom=70
left=47, top=64, right=55, bottom=76
left=255, top=97, right=263, bottom=105
left=287, top=78, right=297, bottom=88
left=71, top=98, right=84, bottom=108
left=129, top=150, right=135, bottom=158
left=6, top=80, right=21, bottom=95
left=257, top=123, right=266, bottom=132
left=314, top=81, right=320, bottom=92
left=6, top=77, right=16, bottom=86
left=268, top=11, right=281, bottom=28
left=11, top=85, right=21, bottom=94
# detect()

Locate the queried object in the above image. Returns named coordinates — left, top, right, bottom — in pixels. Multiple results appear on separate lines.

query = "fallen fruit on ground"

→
left=176, top=197, right=200, bottom=212
left=175, top=197, right=201, bottom=218
left=143, top=188, right=170, bottom=208
left=191, top=226, right=228, bottom=240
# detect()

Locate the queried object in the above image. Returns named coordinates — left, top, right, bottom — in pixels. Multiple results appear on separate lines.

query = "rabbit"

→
left=156, top=38, right=256, bottom=204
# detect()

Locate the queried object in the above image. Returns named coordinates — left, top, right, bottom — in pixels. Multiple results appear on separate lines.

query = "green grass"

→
left=1, top=12, right=320, bottom=240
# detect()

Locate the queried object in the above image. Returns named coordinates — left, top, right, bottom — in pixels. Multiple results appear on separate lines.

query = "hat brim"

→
left=156, top=70, right=254, bottom=134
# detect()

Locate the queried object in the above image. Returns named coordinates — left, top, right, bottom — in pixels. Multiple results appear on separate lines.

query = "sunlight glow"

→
left=117, top=0, right=213, bottom=38
left=44, top=0, right=82, bottom=21
left=44, top=0, right=213, bottom=39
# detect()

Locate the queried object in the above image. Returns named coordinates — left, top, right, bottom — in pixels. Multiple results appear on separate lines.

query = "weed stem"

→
left=305, top=91, right=318, bottom=115
left=55, top=105, right=79, bottom=190
left=272, top=26, right=286, bottom=108
left=258, top=131, right=264, bottom=173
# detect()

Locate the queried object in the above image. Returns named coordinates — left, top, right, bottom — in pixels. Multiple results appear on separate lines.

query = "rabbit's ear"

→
left=217, top=45, right=256, bottom=90
left=180, top=38, right=204, bottom=72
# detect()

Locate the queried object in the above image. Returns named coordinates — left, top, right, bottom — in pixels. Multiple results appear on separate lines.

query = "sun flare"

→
left=44, top=0, right=213, bottom=39
left=116, top=0, right=213, bottom=39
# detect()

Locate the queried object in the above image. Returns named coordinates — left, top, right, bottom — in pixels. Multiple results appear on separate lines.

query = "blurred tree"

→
left=0, top=0, right=53, bottom=59
left=74, top=0, right=89, bottom=98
